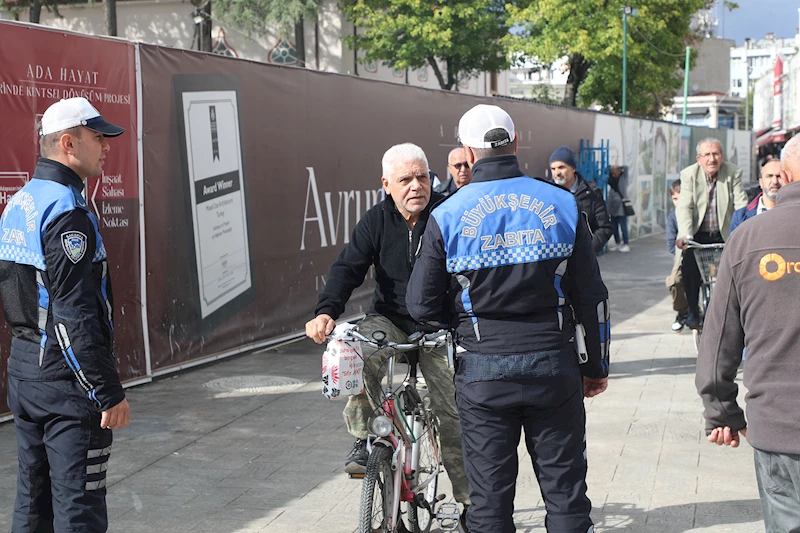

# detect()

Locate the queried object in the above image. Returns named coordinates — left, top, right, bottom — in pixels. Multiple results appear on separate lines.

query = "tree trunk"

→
left=295, top=17, right=305, bottom=68
left=445, top=57, right=456, bottom=91
left=200, top=0, right=212, bottom=52
left=29, top=0, right=42, bottom=23
left=563, top=53, right=591, bottom=107
left=314, top=17, right=320, bottom=69
left=104, top=0, right=117, bottom=36
left=428, top=57, right=446, bottom=89
left=427, top=57, right=457, bottom=91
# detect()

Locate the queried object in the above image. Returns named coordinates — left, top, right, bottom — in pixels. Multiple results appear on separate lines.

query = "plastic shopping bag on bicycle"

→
left=322, top=323, right=365, bottom=400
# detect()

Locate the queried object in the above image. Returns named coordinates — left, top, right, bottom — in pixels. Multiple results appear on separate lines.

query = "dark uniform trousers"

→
left=681, top=230, right=724, bottom=316
left=8, top=377, right=113, bottom=533
left=455, top=354, right=593, bottom=533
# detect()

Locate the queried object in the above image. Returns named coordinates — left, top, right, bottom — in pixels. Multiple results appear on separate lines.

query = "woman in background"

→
left=607, top=165, right=630, bottom=252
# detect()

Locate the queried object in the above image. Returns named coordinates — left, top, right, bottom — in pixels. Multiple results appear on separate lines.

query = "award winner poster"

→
left=174, top=75, right=254, bottom=335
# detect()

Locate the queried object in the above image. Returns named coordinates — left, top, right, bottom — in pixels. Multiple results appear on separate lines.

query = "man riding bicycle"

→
left=304, top=143, right=471, bottom=520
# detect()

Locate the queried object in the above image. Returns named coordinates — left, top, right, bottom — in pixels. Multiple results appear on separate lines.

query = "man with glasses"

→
left=675, top=138, right=747, bottom=329
left=729, top=159, right=783, bottom=234
left=435, top=147, right=473, bottom=196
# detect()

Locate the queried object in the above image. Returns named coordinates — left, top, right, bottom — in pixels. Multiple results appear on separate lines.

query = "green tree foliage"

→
left=506, top=0, right=717, bottom=117
left=212, top=0, right=319, bottom=65
left=213, top=0, right=317, bottom=37
left=341, top=0, right=510, bottom=90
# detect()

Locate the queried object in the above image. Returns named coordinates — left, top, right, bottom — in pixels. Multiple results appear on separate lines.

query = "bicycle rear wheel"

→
left=359, top=445, right=396, bottom=533
left=407, top=415, right=440, bottom=533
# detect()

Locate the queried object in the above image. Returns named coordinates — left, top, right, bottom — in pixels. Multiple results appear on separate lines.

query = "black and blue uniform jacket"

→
left=407, top=155, right=610, bottom=379
left=0, top=158, right=124, bottom=410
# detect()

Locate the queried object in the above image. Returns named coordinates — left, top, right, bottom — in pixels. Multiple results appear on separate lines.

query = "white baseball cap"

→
left=457, top=104, right=515, bottom=149
left=40, top=97, right=125, bottom=137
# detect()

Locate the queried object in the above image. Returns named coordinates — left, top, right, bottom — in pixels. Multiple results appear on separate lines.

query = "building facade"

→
left=730, top=33, right=799, bottom=99
left=753, top=52, right=800, bottom=161
left=666, top=92, right=742, bottom=129
left=508, top=56, right=568, bottom=101
left=2, top=0, right=509, bottom=97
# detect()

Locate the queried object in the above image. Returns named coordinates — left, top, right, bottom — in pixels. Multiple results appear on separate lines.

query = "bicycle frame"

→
left=337, top=327, right=453, bottom=533
left=372, top=354, right=437, bottom=531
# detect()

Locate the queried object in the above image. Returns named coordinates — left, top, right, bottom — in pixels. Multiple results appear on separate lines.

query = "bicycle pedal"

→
left=436, top=502, right=460, bottom=531
left=347, top=472, right=365, bottom=479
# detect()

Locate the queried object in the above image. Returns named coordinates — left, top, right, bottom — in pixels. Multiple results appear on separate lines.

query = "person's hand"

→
left=583, top=377, right=608, bottom=398
left=100, top=398, right=130, bottom=430
left=305, top=314, right=335, bottom=344
left=676, top=236, right=688, bottom=250
left=707, top=426, right=747, bottom=448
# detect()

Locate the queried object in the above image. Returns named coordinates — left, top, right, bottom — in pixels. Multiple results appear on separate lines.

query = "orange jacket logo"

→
left=759, top=253, right=800, bottom=281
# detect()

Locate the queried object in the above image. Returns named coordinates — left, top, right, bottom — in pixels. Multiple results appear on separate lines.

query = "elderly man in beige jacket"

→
left=675, top=137, right=747, bottom=329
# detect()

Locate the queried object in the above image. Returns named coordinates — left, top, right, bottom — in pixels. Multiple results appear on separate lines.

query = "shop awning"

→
left=756, top=128, right=787, bottom=148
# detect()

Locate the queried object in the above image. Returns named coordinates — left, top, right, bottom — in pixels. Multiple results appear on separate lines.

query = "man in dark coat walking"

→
left=549, top=145, right=613, bottom=252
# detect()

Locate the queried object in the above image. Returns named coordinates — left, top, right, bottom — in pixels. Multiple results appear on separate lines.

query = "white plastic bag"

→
left=322, top=324, right=365, bottom=400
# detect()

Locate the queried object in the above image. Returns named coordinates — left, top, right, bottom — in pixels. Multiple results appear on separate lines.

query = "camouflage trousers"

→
left=343, top=314, right=470, bottom=504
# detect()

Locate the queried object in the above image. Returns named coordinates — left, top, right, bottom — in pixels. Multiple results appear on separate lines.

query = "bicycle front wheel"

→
left=407, top=417, right=440, bottom=533
left=359, top=444, right=396, bottom=533
left=693, top=328, right=702, bottom=355
left=701, top=284, right=712, bottom=316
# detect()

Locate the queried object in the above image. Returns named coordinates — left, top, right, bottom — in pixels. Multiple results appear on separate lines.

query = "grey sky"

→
left=718, top=0, right=799, bottom=44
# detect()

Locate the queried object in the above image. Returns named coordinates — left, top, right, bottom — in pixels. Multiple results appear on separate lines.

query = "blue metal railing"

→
left=578, top=139, right=610, bottom=200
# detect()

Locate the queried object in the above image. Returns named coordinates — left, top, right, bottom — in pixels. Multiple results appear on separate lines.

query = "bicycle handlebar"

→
left=686, top=240, right=725, bottom=250
left=328, top=327, right=448, bottom=351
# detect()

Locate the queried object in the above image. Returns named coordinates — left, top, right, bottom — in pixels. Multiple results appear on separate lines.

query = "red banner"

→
left=0, top=22, right=146, bottom=414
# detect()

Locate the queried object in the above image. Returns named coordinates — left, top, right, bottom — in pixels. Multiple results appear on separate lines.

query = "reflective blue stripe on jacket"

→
left=407, top=155, right=610, bottom=378
left=0, top=158, right=123, bottom=409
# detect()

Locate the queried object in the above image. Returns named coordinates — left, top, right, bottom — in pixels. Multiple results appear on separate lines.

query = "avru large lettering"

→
left=300, top=167, right=383, bottom=251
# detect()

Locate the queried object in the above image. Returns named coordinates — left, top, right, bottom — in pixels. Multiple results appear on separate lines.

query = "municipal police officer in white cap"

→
left=0, top=97, right=129, bottom=532
left=407, top=104, right=610, bottom=533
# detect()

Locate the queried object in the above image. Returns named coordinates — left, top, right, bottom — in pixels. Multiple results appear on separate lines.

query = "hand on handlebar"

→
left=305, top=314, right=336, bottom=344
left=676, top=236, right=689, bottom=250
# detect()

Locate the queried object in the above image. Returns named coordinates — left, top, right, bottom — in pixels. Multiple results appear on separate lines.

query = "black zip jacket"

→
left=573, top=173, right=613, bottom=253
left=0, top=158, right=124, bottom=410
left=314, top=192, right=444, bottom=335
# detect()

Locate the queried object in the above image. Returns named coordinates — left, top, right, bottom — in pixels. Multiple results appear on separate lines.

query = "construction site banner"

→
left=138, top=44, right=596, bottom=372
left=0, top=24, right=753, bottom=407
left=0, top=22, right=146, bottom=414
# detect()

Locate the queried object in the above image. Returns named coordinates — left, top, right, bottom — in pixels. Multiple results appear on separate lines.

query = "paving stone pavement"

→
left=0, top=234, right=763, bottom=532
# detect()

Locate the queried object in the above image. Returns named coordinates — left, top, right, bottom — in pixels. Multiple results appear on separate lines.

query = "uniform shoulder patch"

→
left=61, top=231, right=87, bottom=264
